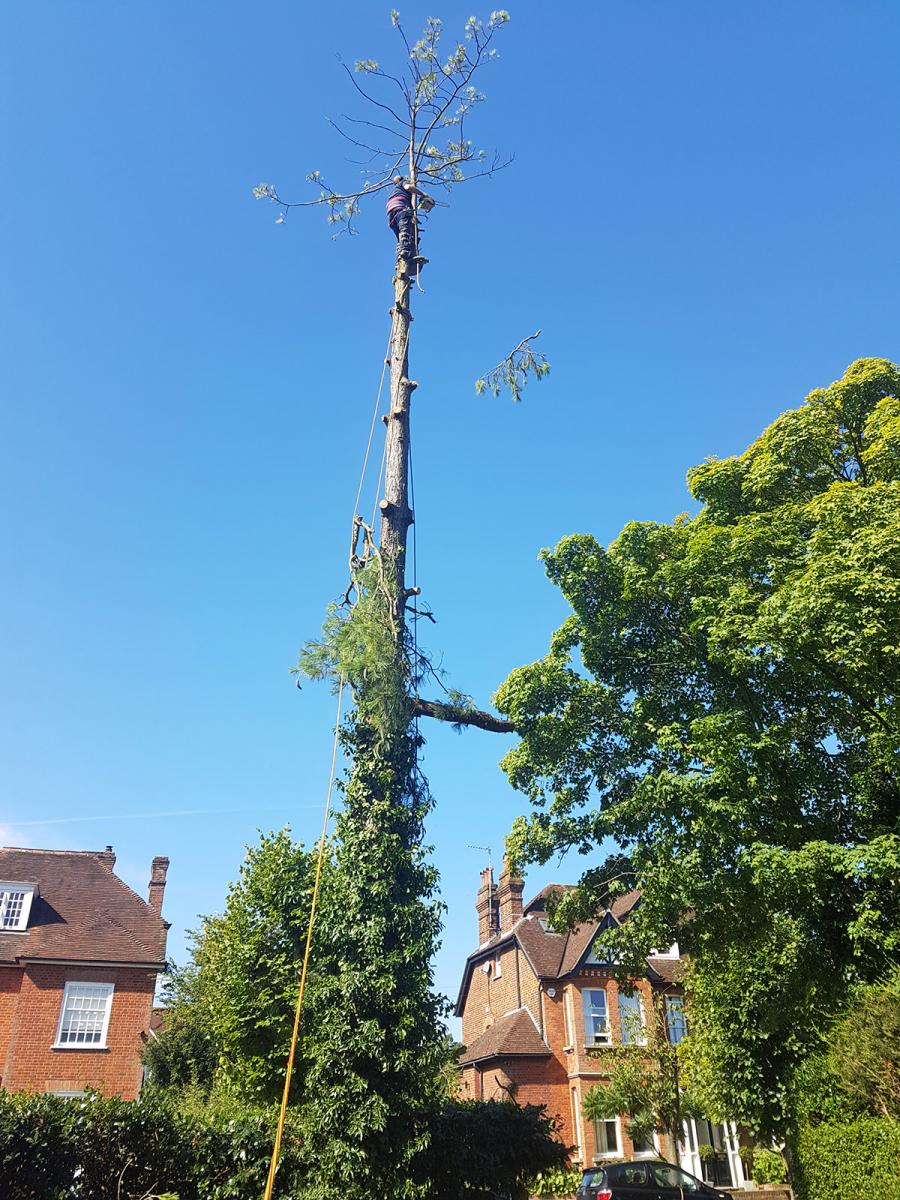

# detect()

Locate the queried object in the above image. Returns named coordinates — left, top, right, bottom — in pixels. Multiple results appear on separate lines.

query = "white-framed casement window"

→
left=494, top=955, right=502, bottom=979
left=618, top=988, right=646, bottom=1045
left=593, top=1116, right=621, bottom=1158
left=53, top=982, right=114, bottom=1049
left=630, top=1124, right=659, bottom=1157
left=0, top=883, right=35, bottom=932
left=582, top=987, right=611, bottom=1046
left=665, top=995, right=687, bottom=1045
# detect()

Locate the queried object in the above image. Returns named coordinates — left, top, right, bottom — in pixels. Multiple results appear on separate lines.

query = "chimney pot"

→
left=97, top=846, right=116, bottom=869
left=148, top=855, right=169, bottom=916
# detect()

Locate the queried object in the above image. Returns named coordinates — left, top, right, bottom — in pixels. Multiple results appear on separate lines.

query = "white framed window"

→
left=618, top=988, right=646, bottom=1045
left=564, top=986, right=575, bottom=1047
left=494, top=955, right=502, bottom=979
left=665, top=996, right=687, bottom=1045
left=630, top=1124, right=659, bottom=1157
left=593, top=1116, right=621, bottom=1158
left=53, top=982, right=114, bottom=1049
left=0, top=883, right=35, bottom=931
left=582, top=987, right=611, bottom=1045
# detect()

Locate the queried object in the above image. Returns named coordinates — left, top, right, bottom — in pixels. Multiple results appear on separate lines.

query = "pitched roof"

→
left=455, top=886, right=651, bottom=1016
left=647, top=956, right=685, bottom=985
left=0, top=847, right=168, bottom=967
left=459, top=1007, right=551, bottom=1065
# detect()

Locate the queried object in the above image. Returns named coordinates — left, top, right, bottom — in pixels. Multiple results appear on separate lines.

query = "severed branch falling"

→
left=476, top=329, right=550, bottom=403
left=412, top=697, right=515, bottom=734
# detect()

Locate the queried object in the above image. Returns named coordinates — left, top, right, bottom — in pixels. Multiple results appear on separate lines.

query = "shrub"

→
left=750, top=1148, right=787, bottom=1185
left=794, top=1117, right=900, bottom=1200
left=529, top=1165, right=583, bottom=1197
left=415, top=1099, right=569, bottom=1200
left=0, top=1089, right=565, bottom=1200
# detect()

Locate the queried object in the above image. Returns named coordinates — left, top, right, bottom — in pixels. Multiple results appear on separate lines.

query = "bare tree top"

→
left=254, top=10, right=512, bottom=233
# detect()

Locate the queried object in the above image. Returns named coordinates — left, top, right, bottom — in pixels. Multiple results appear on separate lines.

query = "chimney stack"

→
left=497, top=857, right=524, bottom=930
left=148, top=856, right=169, bottom=916
left=475, top=866, right=499, bottom=945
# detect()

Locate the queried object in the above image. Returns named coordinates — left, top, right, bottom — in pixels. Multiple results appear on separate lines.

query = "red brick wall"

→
left=461, top=943, right=523, bottom=1044
left=0, top=967, right=23, bottom=1083
left=1, top=964, right=157, bottom=1100
left=460, top=958, right=685, bottom=1167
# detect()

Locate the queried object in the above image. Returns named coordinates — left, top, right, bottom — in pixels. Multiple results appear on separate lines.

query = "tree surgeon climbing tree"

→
left=255, top=12, right=547, bottom=1200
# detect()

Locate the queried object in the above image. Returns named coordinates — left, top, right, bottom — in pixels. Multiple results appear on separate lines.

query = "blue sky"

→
left=2, top=1, right=898, bottom=1013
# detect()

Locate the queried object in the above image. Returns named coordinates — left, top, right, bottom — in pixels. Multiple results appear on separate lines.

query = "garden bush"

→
left=794, top=1116, right=900, bottom=1200
left=749, top=1148, right=787, bottom=1185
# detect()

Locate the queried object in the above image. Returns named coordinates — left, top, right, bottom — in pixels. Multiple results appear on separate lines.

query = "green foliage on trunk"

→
left=494, top=358, right=900, bottom=1138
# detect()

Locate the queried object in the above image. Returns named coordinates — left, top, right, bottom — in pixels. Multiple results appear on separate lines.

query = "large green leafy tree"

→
left=495, top=358, right=900, bottom=1137
left=144, top=828, right=323, bottom=1103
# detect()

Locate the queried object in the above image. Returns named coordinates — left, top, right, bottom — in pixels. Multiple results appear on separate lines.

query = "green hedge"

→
left=794, top=1117, right=900, bottom=1200
left=0, top=1089, right=566, bottom=1200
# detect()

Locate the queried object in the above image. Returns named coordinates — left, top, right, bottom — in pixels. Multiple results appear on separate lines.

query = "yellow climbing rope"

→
left=262, top=676, right=345, bottom=1200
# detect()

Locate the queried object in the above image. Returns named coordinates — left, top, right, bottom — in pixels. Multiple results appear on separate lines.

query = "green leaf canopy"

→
left=495, top=358, right=900, bottom=1134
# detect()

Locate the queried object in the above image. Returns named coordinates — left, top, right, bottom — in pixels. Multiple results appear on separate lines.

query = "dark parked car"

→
left=577, top=1160, right=731, bottom=1200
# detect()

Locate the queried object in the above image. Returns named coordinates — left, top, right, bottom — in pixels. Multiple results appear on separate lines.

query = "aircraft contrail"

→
left=5, top=805, right=324, bottom=827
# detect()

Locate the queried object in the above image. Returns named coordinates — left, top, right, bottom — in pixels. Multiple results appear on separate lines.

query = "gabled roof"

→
left=459, top=1007, right=551, bottom=1065
left=455, top=886, right=645, bottom=1016
left=0, top=847, right=168, bottom=967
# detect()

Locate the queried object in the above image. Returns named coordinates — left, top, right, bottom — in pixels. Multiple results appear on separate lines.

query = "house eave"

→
left=15, top=956, right=168, bottom=971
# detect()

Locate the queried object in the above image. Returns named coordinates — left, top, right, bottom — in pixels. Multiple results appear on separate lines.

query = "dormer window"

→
left=0, top=883, right=35, bottom=931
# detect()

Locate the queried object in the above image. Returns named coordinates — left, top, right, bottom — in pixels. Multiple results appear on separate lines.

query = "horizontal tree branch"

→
left=412, top=696, right=515, bottom=734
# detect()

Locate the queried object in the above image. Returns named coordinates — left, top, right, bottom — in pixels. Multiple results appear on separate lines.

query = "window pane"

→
left=58, top=984, right=112, bottom=1046
left=618, top=1164, right=647, bottom=1186
left=594, top=1118, right=619, bottom=1155
left=665, top=996, right=687, bottom=1044
left=631, top=1126, right=655, bottom=1153
left=1, top=890, right=26, bottom=929
left=653, top=1164, right=700, bottom=1193
left=618, top=990, right=644, bottom=1044
left=582, top=988, right=609, bottom=1044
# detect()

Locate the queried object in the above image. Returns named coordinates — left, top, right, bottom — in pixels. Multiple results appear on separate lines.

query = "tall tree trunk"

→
left=379, top=251, right=416, bottom=626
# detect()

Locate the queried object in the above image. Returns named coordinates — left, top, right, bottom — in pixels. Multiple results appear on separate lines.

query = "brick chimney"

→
left=96, top=845, right=116, bottom=869
left=497, top=857, right=524, bottom=930
left=148, top=856, right=169, bottom=916
left=475, top=866, right=499, bottom=944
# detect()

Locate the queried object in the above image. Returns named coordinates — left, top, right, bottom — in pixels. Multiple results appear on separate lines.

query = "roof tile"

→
left=459, top=1007, right=551, bottom=1065
left=0, top=847, right=168, bottom=966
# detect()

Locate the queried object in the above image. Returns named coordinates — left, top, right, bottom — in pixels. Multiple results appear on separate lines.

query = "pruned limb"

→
left=475, top=329, right=550, bottom=403
left=413, top=697, right=515, bottom=733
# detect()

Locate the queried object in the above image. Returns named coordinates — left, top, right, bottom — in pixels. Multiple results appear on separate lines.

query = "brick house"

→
left=455, top=863, right=746, bottom=1188
left=0, top=845, right=169, bottom=1100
